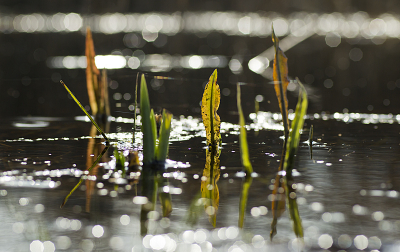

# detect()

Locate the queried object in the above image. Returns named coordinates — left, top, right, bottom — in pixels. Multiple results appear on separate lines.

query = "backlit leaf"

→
left=85, top=27, right=100, bottom=115
left=236, top=84, right=253, bottom=174
left=201, top=69, right=221, bottom=147
left=140, top=75, right=156, bottom=165
left=156, top=109, right=172, bottom=161
left=272, top=26, right=290, bottom=137
left=283, top=79, right=308, bottom=173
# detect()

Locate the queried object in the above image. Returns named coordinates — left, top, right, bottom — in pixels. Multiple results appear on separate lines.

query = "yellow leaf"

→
left=272, top=27, right=290, bottom=136
left=201, top=69, right=221, bottom=147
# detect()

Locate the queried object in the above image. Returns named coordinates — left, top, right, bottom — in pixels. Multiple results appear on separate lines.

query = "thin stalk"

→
left=133, top=72, right=139, bottom=144
left=60, top=80, right=109, bottom=142
left=60, top=145, right=109, bottom=208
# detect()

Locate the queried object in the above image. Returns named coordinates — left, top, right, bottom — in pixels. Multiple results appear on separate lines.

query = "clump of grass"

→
left=140, top=74, right=172, bottom=166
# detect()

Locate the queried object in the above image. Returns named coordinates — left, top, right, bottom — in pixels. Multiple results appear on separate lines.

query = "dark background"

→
left=1, top=0, right=400, bottom=121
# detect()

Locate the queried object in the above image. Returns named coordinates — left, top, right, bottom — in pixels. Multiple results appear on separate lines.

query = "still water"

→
left=1, top=113, right=400, bottom=251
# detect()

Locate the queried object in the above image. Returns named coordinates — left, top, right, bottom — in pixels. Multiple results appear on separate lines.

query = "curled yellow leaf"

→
left=201, top=69, right=221, bottom=147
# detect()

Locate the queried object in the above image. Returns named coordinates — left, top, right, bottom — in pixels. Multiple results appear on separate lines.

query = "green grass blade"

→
left=283, top=78, right=308, bottom=173
left=133, top=72, right=139, bottom=144
left=60, top=145, right=109, bottom=208
left=236, top=84, right=253, bottom=174
left=156, top=109, right=172, bottom=162
left=60, top=80, right=109, bottom=142
left=150, top=109, right=157, bottom=152
left=239, top=175, right=252, bottom=228
left=140, top=75, right=155, bottom=165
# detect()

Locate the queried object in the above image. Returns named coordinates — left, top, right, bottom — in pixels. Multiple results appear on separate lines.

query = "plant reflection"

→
left=60, top=123, right=109, bottom=209
left=85, top=123, right=110, bottom=212
left=238, top=174, right=252, bottom=228
left=140, top=164, right=172, bottom=235
left=201, top=148, right=220, bottom=227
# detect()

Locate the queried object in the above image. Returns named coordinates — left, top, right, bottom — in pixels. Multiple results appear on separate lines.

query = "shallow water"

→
left=1, top=114, right=400, bottom=252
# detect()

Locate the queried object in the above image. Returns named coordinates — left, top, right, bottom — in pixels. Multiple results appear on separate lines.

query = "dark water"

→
left=1, top=114, right=400, bottom=251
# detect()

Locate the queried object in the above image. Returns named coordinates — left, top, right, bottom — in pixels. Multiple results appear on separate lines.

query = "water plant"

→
left=201, top=69, right=221, bottom=150
left=140, top=74, right=172, bottom=166
left=283, top=78, right=307, bottom=238
left=270, top=26, right=307, bottom=240
left=199, top=69, right=222, bottom=227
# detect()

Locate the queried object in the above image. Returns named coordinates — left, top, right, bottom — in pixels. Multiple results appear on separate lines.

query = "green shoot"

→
left=236, top=84, right=253, bottom=174
left=140, top=75, right=156, bottom=164
left=236, top=83, right=254, bottom=228
left=140, top=75, right=173, bottom=165
left=60, top=80, right=109, bottom=142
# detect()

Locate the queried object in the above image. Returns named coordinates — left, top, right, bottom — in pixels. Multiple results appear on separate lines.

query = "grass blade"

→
left=60, top=145, right=109, bottom=208
left=283, top=79, right=308, bottom=173
left=60, top=80, right=109, bottom=142
left=236, top=84, right=253, bottom=174
left=201, top=69, right=221, bottom=148
left=272, top=25, right=290, bottom=139
left=156, top=109, right=172, bottom=161
left=140, top=74, right=156, bottom=165
left=133, top=72, right=139, bottom=144
left=282, top=78, right=308, bottom=238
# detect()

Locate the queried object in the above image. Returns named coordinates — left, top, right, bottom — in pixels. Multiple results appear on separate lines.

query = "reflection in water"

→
left=140, top=165, right=172, bottom=235
left=238, top=175, right=252, bottom=228
left=61, top=123, right=110, bottom=209
left=3, top=115, right=400, bottom=250
left=201, top=148, right=220, bottom=227
left=85, top=123, right=110, bottom=212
